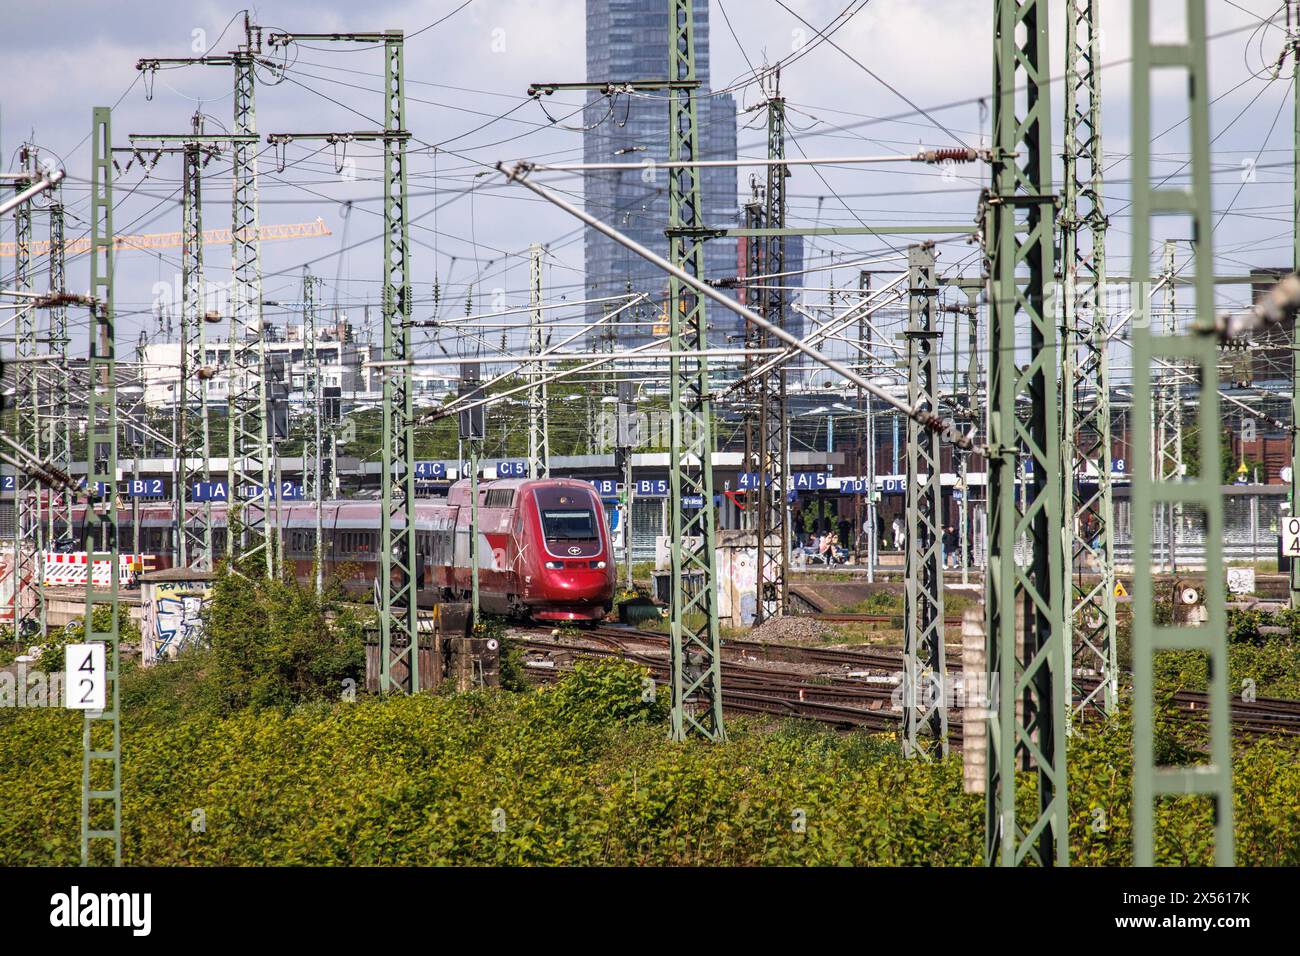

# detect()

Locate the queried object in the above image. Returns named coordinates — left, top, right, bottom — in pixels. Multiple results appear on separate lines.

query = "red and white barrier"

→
left=0, top=551, right=151, bottom=626
left=40, top=552, right=148, bottom=588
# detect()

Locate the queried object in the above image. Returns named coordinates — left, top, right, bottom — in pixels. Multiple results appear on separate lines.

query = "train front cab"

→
left=525, top=481, right=615, bottom=622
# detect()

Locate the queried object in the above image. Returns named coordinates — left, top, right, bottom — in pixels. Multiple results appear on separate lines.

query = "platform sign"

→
left=64, top=643, right=105, bottom=711
left=193, top=480, right=229, bottom=502
left=682, top=494, right=704, bottom=509
left=588, top=478, right=618, bottom=497
left=238, top=482, right=304, bottom=501
left=792, top=472, right=829, bottom=491
left=496, top=460, right=528, bottom=479
left=636, top=479, right=669, bottom=497
left=126, top=478, right=165, bottom=498
left=1281, top=517, right=1300, bottom=557
left=839, top=477, right=868, bottom=494
left=0, top=475, right=14, bottom=492
left=415, top=461, right=447, bottom=480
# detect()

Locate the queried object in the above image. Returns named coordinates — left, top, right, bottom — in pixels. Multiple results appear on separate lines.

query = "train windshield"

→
left=541, top=509, right=597, bottom=540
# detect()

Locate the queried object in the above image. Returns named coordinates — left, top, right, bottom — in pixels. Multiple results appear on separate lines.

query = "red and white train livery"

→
left=60, top=477, right=616, bottom=622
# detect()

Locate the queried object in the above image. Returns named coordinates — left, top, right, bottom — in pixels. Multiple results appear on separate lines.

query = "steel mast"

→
left=1130, top=0, right=1233, bottom=867
left=755, top=76, right=790, bottom=625
left=1061, top=0, right=1118, bottom=717
left=665, top=0, right=724, bottom=740
left=984, top=0, right=1068, bottom=867
left=81, top=106, right=122, bottom=866
left=902, top=243, right=948, bottom=759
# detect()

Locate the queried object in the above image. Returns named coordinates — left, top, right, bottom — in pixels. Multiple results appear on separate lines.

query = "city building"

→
left=582, top=0, right=804, bottom=351
left=137, top=323, right=459, bottom=415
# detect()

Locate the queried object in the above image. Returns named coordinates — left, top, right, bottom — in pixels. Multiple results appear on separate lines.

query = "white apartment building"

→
left=140, top=328, right=458, bottom=412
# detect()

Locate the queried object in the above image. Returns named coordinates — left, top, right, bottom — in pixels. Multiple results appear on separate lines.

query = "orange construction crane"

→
left=0, top=216, right=331, bottom=257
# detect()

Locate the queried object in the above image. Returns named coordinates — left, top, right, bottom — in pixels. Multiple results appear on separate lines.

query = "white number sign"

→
left=64, top=644, right=105, bottom=711
left=1282, top=518, right=1300, bottom=558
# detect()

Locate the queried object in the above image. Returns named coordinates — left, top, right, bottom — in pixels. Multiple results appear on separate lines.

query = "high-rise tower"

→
left=583, top=0, right=739, bottom=344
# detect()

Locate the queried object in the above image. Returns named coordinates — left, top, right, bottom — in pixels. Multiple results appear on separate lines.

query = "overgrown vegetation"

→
left=1113, top=588, right=1300, bottom=700
left=201, top=569, right=365, bottom=714
left=2, top=569, right=1299, bottom=866
left=3, top=652, right=1299, bottom=865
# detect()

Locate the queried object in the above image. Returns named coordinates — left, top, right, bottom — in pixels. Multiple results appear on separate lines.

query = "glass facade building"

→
left=583, top=0, right=803, bottom=349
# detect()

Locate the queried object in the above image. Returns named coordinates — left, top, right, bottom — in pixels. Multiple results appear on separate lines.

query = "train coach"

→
left=57, top=477, right=616, bottom=622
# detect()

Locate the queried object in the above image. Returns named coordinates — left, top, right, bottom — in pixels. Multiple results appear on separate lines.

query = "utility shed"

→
left=139, top=568, right=217, bottom=665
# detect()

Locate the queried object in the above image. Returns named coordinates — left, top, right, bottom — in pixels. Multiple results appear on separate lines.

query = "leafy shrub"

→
left=203, top=569, right=364, bottom=714
left=1151, top=641, right=1300, bottom=700
left=3, top=641, right=1299, bottom=866
left=38, top=605, right=143, bottom=674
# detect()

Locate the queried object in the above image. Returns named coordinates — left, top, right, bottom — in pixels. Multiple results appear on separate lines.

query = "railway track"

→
left=517, top=627, right=903, bottom=732
left=511, top=622, right=1300, bottom=741
left=811, top=612, right=964, bottom=627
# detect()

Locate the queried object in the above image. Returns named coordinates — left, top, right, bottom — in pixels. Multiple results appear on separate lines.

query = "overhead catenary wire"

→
left=495, top=160, right=975, bottom=452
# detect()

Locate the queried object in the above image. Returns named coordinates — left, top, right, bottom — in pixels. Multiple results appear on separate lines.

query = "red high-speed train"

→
left=58, top=478, right=617, bottom=622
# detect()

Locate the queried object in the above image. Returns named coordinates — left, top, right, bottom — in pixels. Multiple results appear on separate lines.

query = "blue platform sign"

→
left=737, top=472, right=772, bottom=490
left=238, top=482, right=305, bottom=501
left=636, top=479, right=669, bottom=497
left=839, top=477, right=868, bottom=494
left=497, top=460, right=528, bottom=478
left=193, top=480, right=229, bottom=502
left=0, top=475, right=14, bottom=492
left=792, top=472, right=829, bottom=491
left=682, top=494, right=704, bottom=509
left=415, top=461, right=447, bottom=480
left=126, top=478, right=165, bottom=498
left=589, top=478, right=618, bottom=497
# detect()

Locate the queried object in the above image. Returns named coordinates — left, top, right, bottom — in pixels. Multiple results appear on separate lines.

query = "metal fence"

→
left=1113, top=487, right=1286, bottom=569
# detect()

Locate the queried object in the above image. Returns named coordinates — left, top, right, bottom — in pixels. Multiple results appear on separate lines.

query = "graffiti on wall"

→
left=143, top=580, right=211, bottom=665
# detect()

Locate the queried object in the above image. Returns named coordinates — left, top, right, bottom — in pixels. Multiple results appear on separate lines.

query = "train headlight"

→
left=545, top=560, right=563, bottom=570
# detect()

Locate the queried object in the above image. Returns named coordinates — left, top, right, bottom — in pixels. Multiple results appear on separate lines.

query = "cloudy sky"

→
left=1, top=0, right=1295, bottom=373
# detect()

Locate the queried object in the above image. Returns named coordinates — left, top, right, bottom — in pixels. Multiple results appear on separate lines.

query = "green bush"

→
left=37, top=605, right=142, bottom=674
left=1151, top=641, right=1300, bottom=701
left=2, top=653, right=1298, bottom=866
left=4, top=568, right=1299, bottom=867
left=203, top=569, right=364, bottom=714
